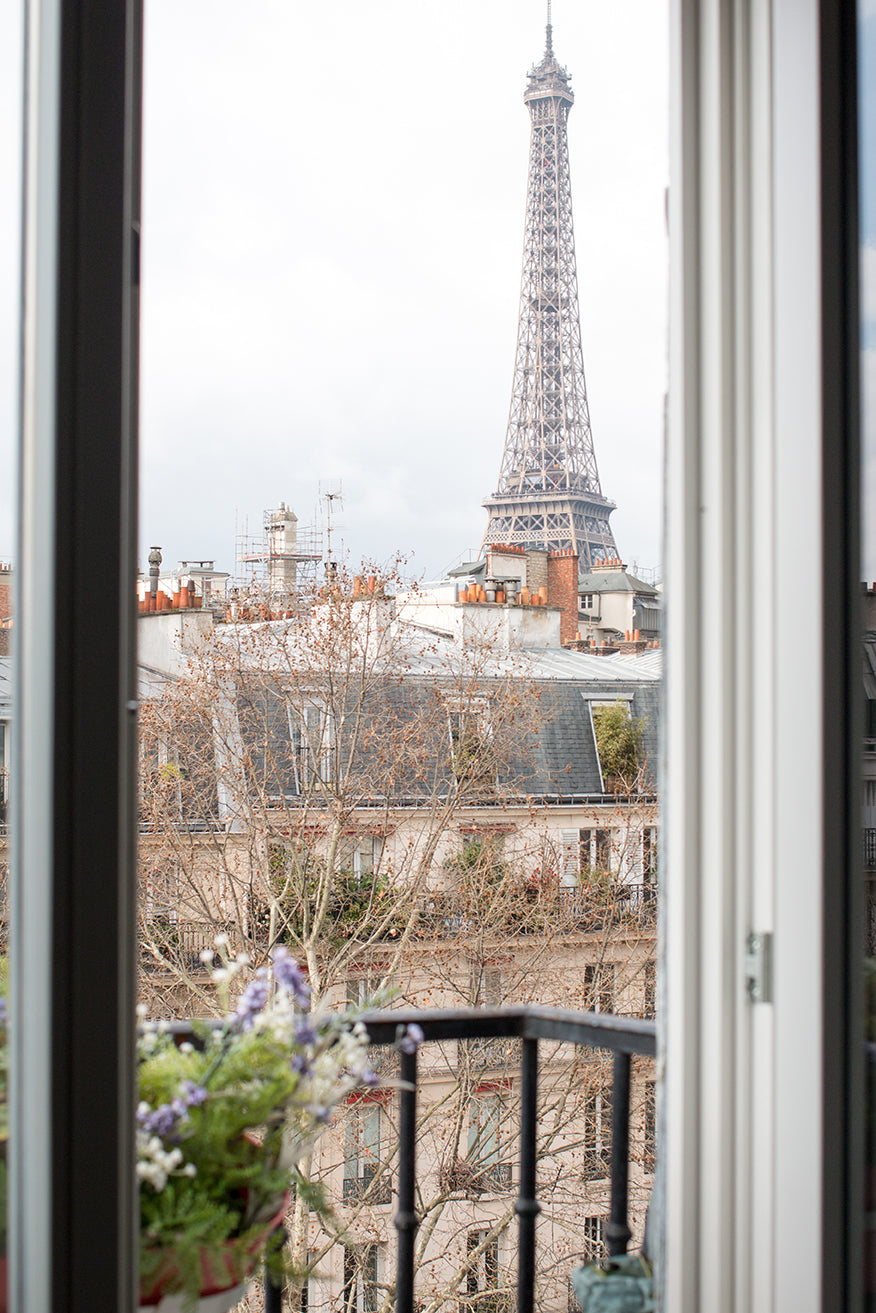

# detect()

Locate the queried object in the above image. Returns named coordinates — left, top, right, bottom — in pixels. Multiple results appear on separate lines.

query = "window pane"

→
left=138, top=2, right=666, bottom=1305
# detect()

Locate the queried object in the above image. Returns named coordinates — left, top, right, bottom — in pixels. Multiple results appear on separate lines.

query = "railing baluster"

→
left=395, top=1047, right=419, bottom=1313
left=606, top=1050, right=632, bottom=1256
left=516, top=1036, right=541, bottom=1313
left=264, top=1222, right=285, bottom=1313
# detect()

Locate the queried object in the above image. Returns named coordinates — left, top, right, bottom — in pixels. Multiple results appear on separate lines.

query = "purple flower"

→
left=138, top=1100, right=186, bottom=1138
left=397, top=1023, right=424, bottom=1055
left=271, top=946, right=312, bottom=1009
left=361, top=1068, right=380, bottom=1088
left=180, top=1080, right=208, bottom=1107
left=294, top=1019, right=316, bottom=1046
left=232, top=976, right=269, bottom=1031
left=0, top=997, right=7, bottom=1026
left=291, top=1053, right=311, bottom=1076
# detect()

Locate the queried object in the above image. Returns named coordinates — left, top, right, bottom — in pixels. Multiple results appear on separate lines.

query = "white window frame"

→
left=343, top=1099, right=383, bottom=1200
left=467, top=1090, right=510, bottom=1188
left=664, top=2, right=860, bottom=1311
left=338, top=834, right=384, bottom=883
left=342, top=1243, right=381, bottom=1313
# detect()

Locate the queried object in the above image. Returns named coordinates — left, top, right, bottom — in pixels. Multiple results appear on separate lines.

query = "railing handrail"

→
left=359, top=1004, right=656, bottom=1057
left=162, top=1003, right=656, bottom=1054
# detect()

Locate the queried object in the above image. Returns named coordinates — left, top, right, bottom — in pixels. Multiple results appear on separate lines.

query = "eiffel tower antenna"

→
left=481, top=17, right=619, bottom=568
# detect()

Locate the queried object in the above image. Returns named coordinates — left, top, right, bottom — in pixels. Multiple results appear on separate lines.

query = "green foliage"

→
left=591, top=702, right=646, bottom=787
left=444, top=839, right=506, bottom=883
left=265, top=844, right=405, bottom=946
left=136, top=946, right=378, bottom=1309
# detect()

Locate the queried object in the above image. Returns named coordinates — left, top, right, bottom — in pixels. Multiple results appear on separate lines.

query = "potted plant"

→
left=0, top=942, right=421, bottom=1313
left=136, top=938, right=396, bottom=1311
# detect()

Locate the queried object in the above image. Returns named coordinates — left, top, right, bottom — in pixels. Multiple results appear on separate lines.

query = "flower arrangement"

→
left=136, top=939, right=401, bottom=1310
left=0, top=943, right=416, bottom=1311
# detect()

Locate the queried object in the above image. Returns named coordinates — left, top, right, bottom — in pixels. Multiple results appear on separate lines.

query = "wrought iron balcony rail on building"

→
left=342, top=1168, right=393, bottom=1206
left=139, top=793, right=660, bottom=833
left=415, top=884, right=657, bottom=938
left=251, top=1004, right=657, bottom=1313
left=140, top=918, right=237, bottom=972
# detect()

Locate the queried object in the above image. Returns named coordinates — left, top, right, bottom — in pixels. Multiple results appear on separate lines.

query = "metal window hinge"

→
left=745, top=931, right=773, bottom=1004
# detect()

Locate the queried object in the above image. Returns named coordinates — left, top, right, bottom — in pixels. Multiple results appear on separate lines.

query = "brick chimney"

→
left=546, top=548, right=580, bottom=646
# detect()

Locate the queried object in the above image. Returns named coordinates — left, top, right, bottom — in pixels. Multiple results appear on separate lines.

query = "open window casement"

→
left=342, top=1244, right=381, bottom=1313
left=447, top=699, right=497, bottom=791
left=664, top=1, right=861, bottom=1311
left=288, top=700, right=335, bottom=791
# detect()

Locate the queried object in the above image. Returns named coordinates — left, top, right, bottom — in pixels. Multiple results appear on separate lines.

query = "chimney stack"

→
left=546, top=548, right=580, bottom=645
left=148, top=546, right=162, bottom=601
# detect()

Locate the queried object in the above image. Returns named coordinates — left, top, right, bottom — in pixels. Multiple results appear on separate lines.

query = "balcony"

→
left=245, top=1004, right=657, bottom=1313
left=140, top=917, right=238, bottom=972
left=440, top=1157, right=514, bottom=1196
left=414, top=884, right=657, bottom=939
left=342, top=1168, right=393, bottom=1207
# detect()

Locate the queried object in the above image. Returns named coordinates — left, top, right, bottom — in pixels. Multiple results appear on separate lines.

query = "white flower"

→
left=136, top=1130, right=188, bottom=1193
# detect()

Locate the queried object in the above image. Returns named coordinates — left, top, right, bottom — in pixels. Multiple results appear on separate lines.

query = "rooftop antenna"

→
left=545, top=0, right=553, bottom=54
left=321, top=484, right=344, bottom=566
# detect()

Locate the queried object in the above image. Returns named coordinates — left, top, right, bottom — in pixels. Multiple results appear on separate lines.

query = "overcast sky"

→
left=2, top=4, right=874, bottom=583
left=0, top=1, right=670, bottom=583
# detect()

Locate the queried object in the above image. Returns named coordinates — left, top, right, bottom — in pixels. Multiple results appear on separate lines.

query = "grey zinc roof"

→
left=599, top=648, right=663, bottom=678
left=229, top=662, right=658, bottom=803
left=200, top=617, right=662, bottom=802
left=578, top=570, right=658, bottom=596
left=393, top=624, right=662, bottom=685
left=448, top=559, right=486, bottom=578
left=532, top=682, right=603, bottom=794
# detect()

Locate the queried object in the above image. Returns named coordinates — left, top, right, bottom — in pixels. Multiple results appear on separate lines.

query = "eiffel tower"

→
left=481, top=8, right=619, bottom=568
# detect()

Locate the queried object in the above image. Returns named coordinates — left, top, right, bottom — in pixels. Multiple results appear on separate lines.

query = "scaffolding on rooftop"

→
left=233, top=506, right=323, bottom=609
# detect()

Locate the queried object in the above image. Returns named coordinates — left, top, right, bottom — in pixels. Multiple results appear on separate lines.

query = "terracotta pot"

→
left=142, top=1283, right=249, bottom=1313
left=139, top=1192, right=288, bottom=1308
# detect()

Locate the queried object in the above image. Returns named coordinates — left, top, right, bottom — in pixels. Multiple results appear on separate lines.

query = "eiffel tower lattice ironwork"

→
left=481, top=14, right=619, bottom=568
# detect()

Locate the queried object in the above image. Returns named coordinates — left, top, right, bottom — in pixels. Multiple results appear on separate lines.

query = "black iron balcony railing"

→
left=440, top=1157, right=514, bottom=1195
left=140, top=917, right=238, bottom=971
left=415, top=884, right=657, bottom=938
left=259, top=1004, right=657, bottom=1313
left=342, top=1168, right=393, bottom=1206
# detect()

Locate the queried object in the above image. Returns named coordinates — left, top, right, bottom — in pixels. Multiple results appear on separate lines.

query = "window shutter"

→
left=560, top=829, right=580, bottom=886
